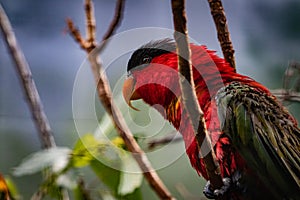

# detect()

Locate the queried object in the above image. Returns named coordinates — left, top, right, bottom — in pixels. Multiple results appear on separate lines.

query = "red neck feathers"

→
left=132, top=44, right=270, bottom=115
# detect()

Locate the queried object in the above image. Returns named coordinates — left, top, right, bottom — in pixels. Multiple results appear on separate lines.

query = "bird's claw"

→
left=203, top=178, right=231, bottom=199
left=213, top=178, right=231, bottom=197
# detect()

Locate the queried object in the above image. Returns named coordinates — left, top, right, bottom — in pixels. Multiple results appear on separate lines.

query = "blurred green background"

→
left=0, top=0, right=299, bottom=199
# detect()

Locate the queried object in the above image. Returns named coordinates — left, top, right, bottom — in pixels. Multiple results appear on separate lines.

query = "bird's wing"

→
left=216, top=81, right=300, bottom=197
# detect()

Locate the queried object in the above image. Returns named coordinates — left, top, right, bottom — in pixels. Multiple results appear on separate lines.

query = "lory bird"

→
left=122, top=39, right=300, bottom=199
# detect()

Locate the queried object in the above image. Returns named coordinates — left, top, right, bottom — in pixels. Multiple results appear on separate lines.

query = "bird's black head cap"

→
left=127, top=38, right=176, bottom=72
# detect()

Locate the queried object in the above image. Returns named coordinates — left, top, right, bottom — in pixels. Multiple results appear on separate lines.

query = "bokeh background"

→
left=1, top=0, right=300, bottom=199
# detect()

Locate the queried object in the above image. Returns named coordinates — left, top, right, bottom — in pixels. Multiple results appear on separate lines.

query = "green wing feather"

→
left=216, top=82, right=300, bottom=198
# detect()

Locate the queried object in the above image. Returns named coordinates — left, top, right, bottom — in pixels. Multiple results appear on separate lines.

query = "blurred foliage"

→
left=12, top=133, right=143, bottom=199
left=0, top=174, right=19, bottom=200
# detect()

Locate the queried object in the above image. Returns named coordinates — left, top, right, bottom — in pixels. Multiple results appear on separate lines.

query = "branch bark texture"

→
left=171, top=0, right=224, bottom=190
left=0, top=4, right=56, bottom=149
left=207, top=0, right=236, bottom=70
left=67, top=0, right=174, bottom=199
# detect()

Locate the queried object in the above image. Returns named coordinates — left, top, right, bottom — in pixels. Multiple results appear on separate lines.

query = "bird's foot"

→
left=203, top=178, right=231, bottom=199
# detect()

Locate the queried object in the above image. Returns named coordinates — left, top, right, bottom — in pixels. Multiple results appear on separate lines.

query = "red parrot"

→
left=122, top=39, right=300, bottom=199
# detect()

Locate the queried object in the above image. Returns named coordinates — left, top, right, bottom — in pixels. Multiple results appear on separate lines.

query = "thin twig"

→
left=272, top=89, right=300, bottom=103
left=273, top=61, right=300, bottom=103
left=102, top=0, right=124, bottom=41
left=171, top=0, right=224, bottom=191
left=85, top=0, right=96, bottom=50
left=92, top=57, right=174, bottom=199
left=77, top=178, right=93, bottom=200
left=67, top=0, right=174, bottom=199
left=283, top=61, right=300, bottom=93
left=66, top=18, right=89, bottom=50
left=31, top=188, right=47, bottom=200
left=0, top=3, right=56, bottom=149
left=148, top=132, right=182, bottom=149
left=98, top=0, right=125, bottom=53
left=207, top=0, right=236, bottom=70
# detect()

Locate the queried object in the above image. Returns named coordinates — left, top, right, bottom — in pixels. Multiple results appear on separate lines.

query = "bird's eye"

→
left=142, top=56, right=152, bottom=64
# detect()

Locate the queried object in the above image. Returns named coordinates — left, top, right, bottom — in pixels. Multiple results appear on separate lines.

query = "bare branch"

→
left=85, top=0, right=96, bottom=49
left=0, top=3, right=56, bottom=149
left=272, top=61, right=300, bottom=104
left=207, top=0, right=236, bottom=70
left=148, top=132, right=182, bottom=149
left=66, top=18, right=90, bottom=50
left=98, top=0, right=125, bottom=53
left=283, top=61, right=300, bottom=93
left=102, top=0, right=125, bottom=41
left=171, top=0, right=224, bottom=191
left=67, top=0, right=174, bottom=199
left=272, top=89, right=300, bottom=103
left=66, top=0, right=98, bottom=52
left=89, top=47, right=174, bottom=200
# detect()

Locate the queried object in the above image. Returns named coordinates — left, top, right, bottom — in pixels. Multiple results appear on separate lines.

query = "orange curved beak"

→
left=122, top=76, right=141, bottom=111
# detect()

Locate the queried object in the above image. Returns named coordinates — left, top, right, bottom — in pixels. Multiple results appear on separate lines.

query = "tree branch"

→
left=98, top=0, right=125, bottom=53
left=0, top=3, right=56, bottom=149
left=272, top=89, right=300, bottom=103
left=85, top=0, right=96, bottom=50
left=171, top=0, right=224, bottom=191
left=66, top=18, right=90, bottom=50
left=102, top=0, right=124, bottom=42
left=273, top=61, right=300, bottom=103
left=67, top=0, right=174, bottom=199
left=148, top=132, right=182, bottom=149
left=207, top=0, right=236, bottom=70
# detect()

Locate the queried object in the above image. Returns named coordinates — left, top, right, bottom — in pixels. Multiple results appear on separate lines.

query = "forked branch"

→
left=67, top=0, right=174, bottom=199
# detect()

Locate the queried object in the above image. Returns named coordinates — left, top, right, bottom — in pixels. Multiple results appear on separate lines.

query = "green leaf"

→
left=13, top=147, right=71, bottom=176
left=90, top=159, right=121, bottom=196
left=75, top=132, right=144, bottom=199
left=46, top=183, right=66, bottom=199
left=90, top=156, right=143, bottom=200
left=118, top=154, right=143, bottom=196
left=5, top=177, right=19, bottom=199
left=122, top=188, right=143, bottom=200
left=72, top=133, right=106, bottom=167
